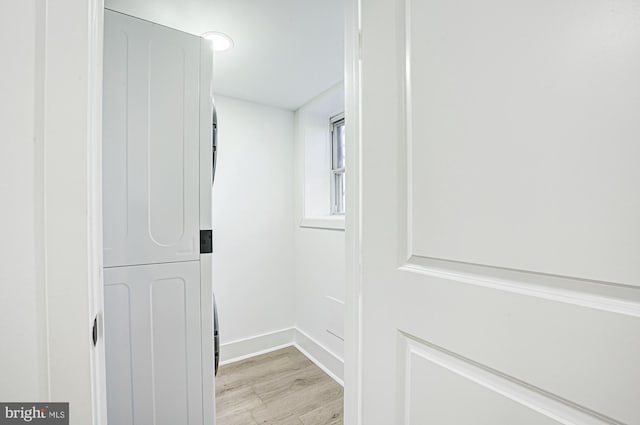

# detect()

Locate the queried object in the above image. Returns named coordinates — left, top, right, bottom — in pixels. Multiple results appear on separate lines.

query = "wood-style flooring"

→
left=216, top=346, right=344, bottom=425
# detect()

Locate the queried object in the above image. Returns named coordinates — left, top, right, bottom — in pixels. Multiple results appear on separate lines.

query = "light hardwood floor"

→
left=216, top=346, right=344, bottom=425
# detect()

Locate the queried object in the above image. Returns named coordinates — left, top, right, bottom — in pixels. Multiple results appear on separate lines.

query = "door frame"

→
left=72, top=0, right=363, bottom=423
left=343, top=0, right=363, bottom=423
left=40, top=0, right=107, bottom=424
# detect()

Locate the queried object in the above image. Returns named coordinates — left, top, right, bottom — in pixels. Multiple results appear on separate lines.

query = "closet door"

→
left=104, top=261, right=204, bottom=425
left=103, top=10, right=201, bottom=267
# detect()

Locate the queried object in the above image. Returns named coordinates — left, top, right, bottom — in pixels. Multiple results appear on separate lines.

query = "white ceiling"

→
left=105, top=0, right=345, bottom=110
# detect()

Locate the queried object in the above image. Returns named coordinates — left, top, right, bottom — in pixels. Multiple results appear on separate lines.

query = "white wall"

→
left=210, top=87, right=346, bottom=382
left=212, top=95, right=296, bottom=361
left=293, top=84, right=346, bottom=379
left=0, top=0, right=45, bottom=400
left=293, top=229, right=346, bottom=376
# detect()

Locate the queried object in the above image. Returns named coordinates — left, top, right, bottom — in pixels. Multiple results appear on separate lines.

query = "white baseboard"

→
left=218, top=326, right=344, bottom=386
left=219, top=327, right=296, bottom=365
left=294, top=328, right=344, bottom=386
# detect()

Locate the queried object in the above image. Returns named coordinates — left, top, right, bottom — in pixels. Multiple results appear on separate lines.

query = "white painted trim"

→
left=86, top=2, right=107, bottom=425
left=218, top=327, right=346, bottom=387
left=402, top=335, right=613, bottom=425
left=41, top=1, right=106, bottom=424
left=294, top=328, right=344, bottom=386
left=344, top=0, right=363, bottom=421
left=300, top=216, right=346, bottom=230
left=402, top=258, right=640, bottom=318
left=219, top=327, right=296, bottom=364
left=293, top=344, right=343, bottom=387
left=220, top=343, right=296, bottom=366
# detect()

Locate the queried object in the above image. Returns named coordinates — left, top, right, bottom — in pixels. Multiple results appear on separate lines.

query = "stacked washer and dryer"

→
left=102, top=9, right=218, bottom=425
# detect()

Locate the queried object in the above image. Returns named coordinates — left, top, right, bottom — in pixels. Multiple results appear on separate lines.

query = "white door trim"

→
left=343, top=0, right=363, bottom=422
left=40, top=1, right=106, bottom=424
left=87, top=2, right=108, bottom=424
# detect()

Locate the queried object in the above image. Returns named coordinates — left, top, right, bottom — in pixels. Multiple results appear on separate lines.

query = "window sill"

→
left=300, top=216, right=345, bottom=231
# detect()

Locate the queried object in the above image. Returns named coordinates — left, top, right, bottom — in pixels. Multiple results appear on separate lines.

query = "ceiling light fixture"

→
left=202, top=31, right=234, bottom=52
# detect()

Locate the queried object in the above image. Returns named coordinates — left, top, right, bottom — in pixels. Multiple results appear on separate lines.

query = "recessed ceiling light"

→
left=202, top=31, right=234, bottom=52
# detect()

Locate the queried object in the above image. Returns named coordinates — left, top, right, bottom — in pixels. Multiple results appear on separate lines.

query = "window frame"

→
left=330, top=113, right=346, bottom=215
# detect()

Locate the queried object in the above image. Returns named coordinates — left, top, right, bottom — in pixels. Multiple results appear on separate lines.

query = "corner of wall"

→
left=294, top=328, right=344, bottom=385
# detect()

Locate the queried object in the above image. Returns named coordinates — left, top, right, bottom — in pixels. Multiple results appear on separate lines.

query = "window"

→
left=330, top=114, right=346, bottom=215
left=298, top=84, right=345, bottom=230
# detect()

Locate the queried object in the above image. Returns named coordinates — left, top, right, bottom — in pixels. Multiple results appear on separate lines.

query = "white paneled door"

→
left=103, top=9, right=201, bottom=267
left=358, top=0, right=640, bottom=424
left=104, top=261, right=204, bottom=425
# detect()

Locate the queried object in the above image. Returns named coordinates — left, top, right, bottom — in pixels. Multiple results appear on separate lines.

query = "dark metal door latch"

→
left=92, top=316, right=98, bottom=347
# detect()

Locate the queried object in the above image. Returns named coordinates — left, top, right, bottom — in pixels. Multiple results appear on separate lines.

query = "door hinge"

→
left=200, top=229, right=213, bottom=254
